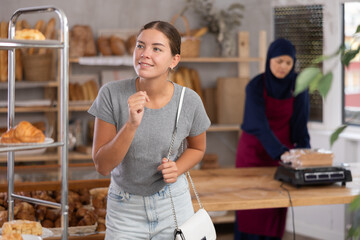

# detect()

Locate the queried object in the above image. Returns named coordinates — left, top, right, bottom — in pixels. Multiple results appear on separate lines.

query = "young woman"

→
left=88, top=21, right=210, bottom=239
left=235, top=38, right=311, bottom=240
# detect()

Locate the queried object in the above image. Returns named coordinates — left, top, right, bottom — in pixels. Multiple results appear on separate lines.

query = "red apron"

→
left=235, top=86, right=294, bottom=238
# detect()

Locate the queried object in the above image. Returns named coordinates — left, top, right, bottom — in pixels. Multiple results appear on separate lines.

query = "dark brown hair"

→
left=138, top=21, right=181, bottom=56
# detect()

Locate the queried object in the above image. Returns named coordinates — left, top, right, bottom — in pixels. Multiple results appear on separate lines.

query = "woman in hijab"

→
left=234, top=38, right=310, bottom=240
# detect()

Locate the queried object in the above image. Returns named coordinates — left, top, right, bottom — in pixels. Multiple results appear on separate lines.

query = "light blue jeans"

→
left=105, top=174, right=194, bottom=240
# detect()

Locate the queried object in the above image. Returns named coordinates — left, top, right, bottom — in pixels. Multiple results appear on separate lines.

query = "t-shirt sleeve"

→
left=188, top=90, right=211, bottom=137
left=88, top=84, right=116, bottom=125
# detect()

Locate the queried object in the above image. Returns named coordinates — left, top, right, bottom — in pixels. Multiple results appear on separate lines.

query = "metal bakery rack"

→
left=0, top=6, right=69, bottom=240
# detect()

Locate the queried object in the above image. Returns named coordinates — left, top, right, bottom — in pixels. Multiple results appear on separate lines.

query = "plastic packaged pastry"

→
left=281, top=148, right=333, bottom=168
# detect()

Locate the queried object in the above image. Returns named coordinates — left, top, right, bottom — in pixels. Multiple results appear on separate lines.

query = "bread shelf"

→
left=70, top=56, right=262, bottom=65
left=0, top=81, right=58, bottom=89
left=0, top=151, right=94, bottom=162
left=207, top=124, right=240, bottom=132
left=0, top=106, right=57, bottom=113
left=0, top=39, right=63, bottom=50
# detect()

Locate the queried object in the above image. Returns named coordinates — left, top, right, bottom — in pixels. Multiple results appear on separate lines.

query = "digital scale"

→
left=274, top=163, right=352, bottom=187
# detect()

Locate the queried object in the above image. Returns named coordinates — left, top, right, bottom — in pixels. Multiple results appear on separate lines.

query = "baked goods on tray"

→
left=281, top=148, right=333, bottom=168
left=0, top=121, right=45, bottom=144
left=2, top=220, right=42, bottom=236
left=0, top=232, right=23, bottom=240
left=14, top=29, right=45, bottom=41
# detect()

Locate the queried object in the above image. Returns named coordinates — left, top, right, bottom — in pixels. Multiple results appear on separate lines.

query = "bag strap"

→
left=166, top=86, right=203, bottom=232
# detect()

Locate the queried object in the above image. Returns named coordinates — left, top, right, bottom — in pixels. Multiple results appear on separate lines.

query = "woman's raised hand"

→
left=127, top=91, right=150, bottom=127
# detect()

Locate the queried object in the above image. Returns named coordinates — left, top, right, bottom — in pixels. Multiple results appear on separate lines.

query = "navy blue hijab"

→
left=265, top=38, right=297, bottom=99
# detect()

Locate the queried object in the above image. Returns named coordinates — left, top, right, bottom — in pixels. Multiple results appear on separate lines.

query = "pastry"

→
left=2, top=220, right=42, bottom=236
left=14, top=121, right=45, bottom=143
left=0, top=128, right=21, bottom=144
left=0, top=232, right=23, bottom=240
left=110, top=35, right=126, bottom=56
left=14, top=29, right=45, bottom=40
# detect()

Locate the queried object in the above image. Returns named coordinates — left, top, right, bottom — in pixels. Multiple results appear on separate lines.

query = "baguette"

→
left=0, top=21, right=8, bottom=82
left=39, top=18, right=56, bottom=55
left=21, top=20, right=31, bottom=29
left=189, top=68, right=204, bottom=102
left=29, top=19, right=45, bottom=55
left=14, top=21, right=23, bottom=81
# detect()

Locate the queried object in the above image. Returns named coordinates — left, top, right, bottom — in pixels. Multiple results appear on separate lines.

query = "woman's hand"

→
left=127, top=91, right=150, bottom=127
left=157, top=158, right=178, bottom=183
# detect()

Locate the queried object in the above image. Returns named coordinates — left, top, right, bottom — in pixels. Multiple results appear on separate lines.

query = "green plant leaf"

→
left=356, top=25, right=360, bottom=33
left=308, top=71, right=323, bottom=92
left=349, top=194, right=360, bottom=212
left=317, top=72, right=333, bottom=98
left=330, top=125, right=347, bottom=147
left=342, top=47, right=360, bottom=67
left=295, top=67, right=322, bottom=95
left=346, top=226, right=360, bottom=240
left=228, top=3, right=245, bottom=10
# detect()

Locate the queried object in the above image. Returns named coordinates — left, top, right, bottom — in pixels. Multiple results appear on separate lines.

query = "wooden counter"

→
left=2, top=165, right=360, bottom=240
left=191, top=166, right=360, bottom=211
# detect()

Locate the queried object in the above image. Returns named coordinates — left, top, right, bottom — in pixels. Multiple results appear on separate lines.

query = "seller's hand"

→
left=127, top=91, right=150, bottom=127
left=157, top=158, right=178, bottom=183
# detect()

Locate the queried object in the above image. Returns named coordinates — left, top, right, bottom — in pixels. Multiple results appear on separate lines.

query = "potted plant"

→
left=295, top=24, right=360, bottom=240
left=182, top=0, right=244, bottom=57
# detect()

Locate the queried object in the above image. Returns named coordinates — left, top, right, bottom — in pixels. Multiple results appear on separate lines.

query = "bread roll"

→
left=110, top=35, right=126, bottom=56
left=126, top=34, right=137, bottom=55
left=97, top=36, right=112, bottom=56
left=14, top=29, right=45, bottom=40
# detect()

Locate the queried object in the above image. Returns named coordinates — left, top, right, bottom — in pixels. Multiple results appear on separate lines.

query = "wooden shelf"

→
left=0, top=81, right=58, bottom=89
left=0, top=106, right=57, bottom=113
left=0, top=152, right=93, bottom=163
left=70, top=56, right=262, bottom=65
left=210, top=210, right=235, bottom=224
left=207, top=124, right=240, bottom=132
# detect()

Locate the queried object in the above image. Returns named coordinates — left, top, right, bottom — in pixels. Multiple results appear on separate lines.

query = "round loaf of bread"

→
left=110, top=35, right=126, bottom=56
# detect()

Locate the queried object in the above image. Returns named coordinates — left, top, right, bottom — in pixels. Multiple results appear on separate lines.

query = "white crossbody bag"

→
left=167, top=86, right=217, bottom=240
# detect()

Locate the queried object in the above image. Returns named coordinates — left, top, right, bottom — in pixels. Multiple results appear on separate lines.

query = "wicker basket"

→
left=171, top=14, right=200, bottom=58
left=22, top=53, right=53, bottom=81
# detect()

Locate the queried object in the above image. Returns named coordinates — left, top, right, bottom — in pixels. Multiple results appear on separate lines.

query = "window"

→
left=343, top=2, right=360, bottom=125
left=274, top=5, right=323, bottom=122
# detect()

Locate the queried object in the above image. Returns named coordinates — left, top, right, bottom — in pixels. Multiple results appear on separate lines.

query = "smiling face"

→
left=133, top=28, right=179, bottom=80
left=269, top=55, right=294, bottom=79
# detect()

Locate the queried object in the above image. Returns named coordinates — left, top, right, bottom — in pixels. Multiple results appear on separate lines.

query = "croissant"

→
left=0, top=128, right=21, bottom=144
left=14, top=121, right=45, bottom=143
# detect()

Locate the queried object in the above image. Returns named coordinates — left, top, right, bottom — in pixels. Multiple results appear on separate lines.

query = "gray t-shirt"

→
left=88, top=77, right=210, bottom=195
